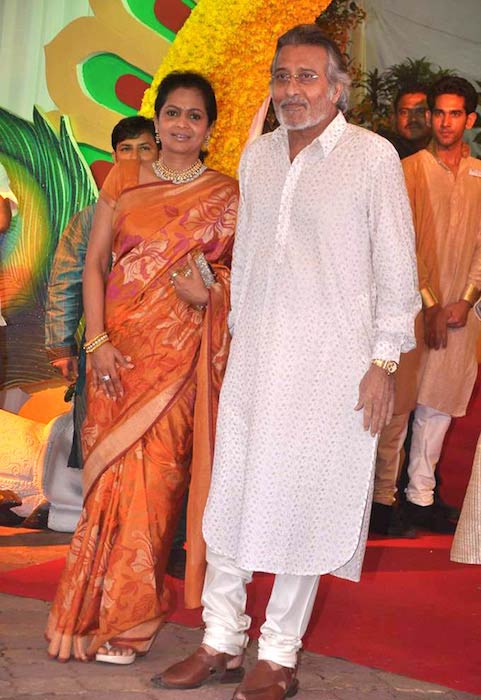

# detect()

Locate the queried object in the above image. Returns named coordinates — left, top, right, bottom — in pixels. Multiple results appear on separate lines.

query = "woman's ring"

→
left=101, top=374, right=111, bottom=382
left=170, top=271, right=179, bottom=280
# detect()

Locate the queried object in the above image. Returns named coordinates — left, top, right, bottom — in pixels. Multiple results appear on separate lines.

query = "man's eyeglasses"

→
left=272, top=71, right=320, bottom=86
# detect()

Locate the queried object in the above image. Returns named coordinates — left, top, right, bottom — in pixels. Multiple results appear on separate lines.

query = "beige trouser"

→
left=373, top=405, right=452, bottom=507
left=373, top=412, right=410, bottom=505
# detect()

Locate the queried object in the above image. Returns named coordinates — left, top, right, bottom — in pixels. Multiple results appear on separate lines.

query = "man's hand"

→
left=445, top=299, right=470, bottom=329
left=355, top=364, right=395, bottom=436
left=423, top=304, right=449, bottom=349
left=51, top=356, right=78, bottom=382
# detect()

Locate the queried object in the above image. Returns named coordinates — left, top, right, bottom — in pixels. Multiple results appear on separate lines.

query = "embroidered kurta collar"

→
left=426, top=139, right=471, bottom=172
left=274, top=111, right=347, bottom=160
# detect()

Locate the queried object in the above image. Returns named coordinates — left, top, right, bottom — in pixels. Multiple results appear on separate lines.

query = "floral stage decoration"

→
left=141, top=0, right=333, bottom=177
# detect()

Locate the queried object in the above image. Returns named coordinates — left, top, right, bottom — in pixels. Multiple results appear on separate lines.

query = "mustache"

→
left=279, top=98, right=308, bottom=108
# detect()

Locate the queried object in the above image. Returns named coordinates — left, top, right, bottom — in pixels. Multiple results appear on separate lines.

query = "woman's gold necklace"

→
left=152, top=156, right=206, bottom=184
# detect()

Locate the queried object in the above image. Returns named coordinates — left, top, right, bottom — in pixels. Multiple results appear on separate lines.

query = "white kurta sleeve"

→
left=368, top=142, right=420, bottom=361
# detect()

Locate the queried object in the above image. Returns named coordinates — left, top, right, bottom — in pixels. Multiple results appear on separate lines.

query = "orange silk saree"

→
left=46, top=160, right=238, bottom=659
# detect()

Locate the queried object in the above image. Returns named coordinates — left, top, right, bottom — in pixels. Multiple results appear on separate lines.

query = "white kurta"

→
left=203, top=112, right=419, bottom=580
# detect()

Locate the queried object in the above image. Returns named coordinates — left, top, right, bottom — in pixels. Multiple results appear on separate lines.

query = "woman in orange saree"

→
left=46, top=72, right=239, bottom=664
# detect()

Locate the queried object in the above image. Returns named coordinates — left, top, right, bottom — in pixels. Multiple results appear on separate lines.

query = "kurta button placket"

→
left=274, top=156, right=304, bottom=263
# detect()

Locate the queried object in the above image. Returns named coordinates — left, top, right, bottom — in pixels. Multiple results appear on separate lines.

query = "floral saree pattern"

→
left=46, top=160, right=238, bottom=659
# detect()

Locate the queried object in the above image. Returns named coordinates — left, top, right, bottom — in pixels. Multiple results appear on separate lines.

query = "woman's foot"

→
left=95, top=642, right=136, bottom=665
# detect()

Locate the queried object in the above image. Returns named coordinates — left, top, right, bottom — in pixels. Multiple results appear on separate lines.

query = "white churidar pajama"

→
left=202, top=548, right=320, bottom=668
left=405, top=404, right=451, bottom=506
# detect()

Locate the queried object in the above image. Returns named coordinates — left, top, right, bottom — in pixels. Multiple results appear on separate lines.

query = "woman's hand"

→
left=171, top=254, right=209, bottom=308
left=88, top=342, right=134, bottom=400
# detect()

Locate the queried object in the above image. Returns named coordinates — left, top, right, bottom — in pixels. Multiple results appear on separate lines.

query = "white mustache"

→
left=280, top=98, right=308, bottom=108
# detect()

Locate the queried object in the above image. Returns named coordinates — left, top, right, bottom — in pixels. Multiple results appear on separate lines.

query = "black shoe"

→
left=166, top=547, right=186, bottom=579
left=0, top=489, right=22, bottom=510
left=22, top=500, right=50, bottom=530
left=0, top=509, right=25, bottom=526
left=0, top=489, right=24, bottom=526
left=403, top=501, right=456, bottom=534
left=434, top=496, right=460, bottom=523
left=369, top=502, right=417, bottom=538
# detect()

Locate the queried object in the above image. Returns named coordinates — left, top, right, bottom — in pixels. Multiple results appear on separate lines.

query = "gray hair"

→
left=271, top=24, right=351, bottom=113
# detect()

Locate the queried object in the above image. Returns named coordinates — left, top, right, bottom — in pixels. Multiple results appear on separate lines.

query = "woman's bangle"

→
left=84, top=332, right=109, bottom=353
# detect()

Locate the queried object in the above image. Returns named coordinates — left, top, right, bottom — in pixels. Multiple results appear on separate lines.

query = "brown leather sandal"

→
left=232, top=660, right=299, bottom=700
left=151, top=646, right=245, bottom=689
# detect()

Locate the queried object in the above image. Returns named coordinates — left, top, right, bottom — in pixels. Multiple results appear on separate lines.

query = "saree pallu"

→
left=46, top=161, right=238, bottom=658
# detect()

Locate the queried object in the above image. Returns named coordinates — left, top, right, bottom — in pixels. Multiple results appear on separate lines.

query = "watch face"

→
left=386, top=361, right=397, bottom=374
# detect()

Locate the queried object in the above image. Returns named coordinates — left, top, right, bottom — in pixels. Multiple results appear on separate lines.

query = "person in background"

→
left=45, top=71, right=238, bottom=665
left=378, top=84, right=431, bottom=159
left=45, top=115, right=158, bottom=408
left=154, top=26, right=418, bottom=700
left=374, top=76, right=481, bottom=536
left=41, top=116, right=159, bottom=534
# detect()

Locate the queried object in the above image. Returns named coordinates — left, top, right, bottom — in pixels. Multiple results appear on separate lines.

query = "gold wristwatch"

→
left=371, top=359, right=398, bottom=375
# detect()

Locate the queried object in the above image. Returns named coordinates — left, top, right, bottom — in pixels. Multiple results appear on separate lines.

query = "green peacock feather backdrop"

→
left=0, top=0, right=358, bottom=390
left=0, top=109, right=97, bottom=388
left=0, top=0, right=192, bottom=390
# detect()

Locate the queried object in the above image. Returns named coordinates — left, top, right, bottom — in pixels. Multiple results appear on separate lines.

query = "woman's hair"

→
left=154, top=71, right=217, bottom=126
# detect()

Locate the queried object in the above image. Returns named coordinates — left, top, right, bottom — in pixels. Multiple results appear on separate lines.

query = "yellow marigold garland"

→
left=140, top=0, right=333, bottom=177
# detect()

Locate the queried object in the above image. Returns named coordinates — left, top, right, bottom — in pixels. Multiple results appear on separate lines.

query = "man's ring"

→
left=101, top=374, right=111, bottom=382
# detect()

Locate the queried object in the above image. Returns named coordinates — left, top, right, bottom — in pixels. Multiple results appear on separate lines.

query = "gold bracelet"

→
left=84, top=332, right=109, bottom=353
left=420, top=286, right=439, bottom=309
left=461, top=283, right=480, bottom=307
left=84, top=331, right=107, bottom=347
left=85, top=336, right=110, bottom=354
left=84, top=336, right=107, bottom=352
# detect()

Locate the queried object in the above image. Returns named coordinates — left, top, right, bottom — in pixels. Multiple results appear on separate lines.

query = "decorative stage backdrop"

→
left=0, top=0, right=480, bottom=389
left=0, top=0, right=335, bottom=390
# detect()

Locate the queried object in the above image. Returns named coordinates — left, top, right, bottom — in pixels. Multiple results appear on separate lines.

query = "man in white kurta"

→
left=155, top=25, right=419, bottom=700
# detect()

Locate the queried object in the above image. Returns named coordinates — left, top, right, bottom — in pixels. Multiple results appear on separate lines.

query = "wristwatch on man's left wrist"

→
left=371, top=358, right=399, bottom=375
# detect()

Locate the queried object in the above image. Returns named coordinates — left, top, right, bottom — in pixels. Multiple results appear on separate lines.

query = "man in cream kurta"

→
left=155, top=26, right=419, bottom=700
left=372, top=76, right=481, bottom=535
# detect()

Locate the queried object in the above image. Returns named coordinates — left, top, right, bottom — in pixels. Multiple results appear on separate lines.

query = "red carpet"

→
left=1, top=370, right=480, bottom=693
left=437, top=368, right=481, bottom=508
left=1, top=534, right=480, bottom=695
